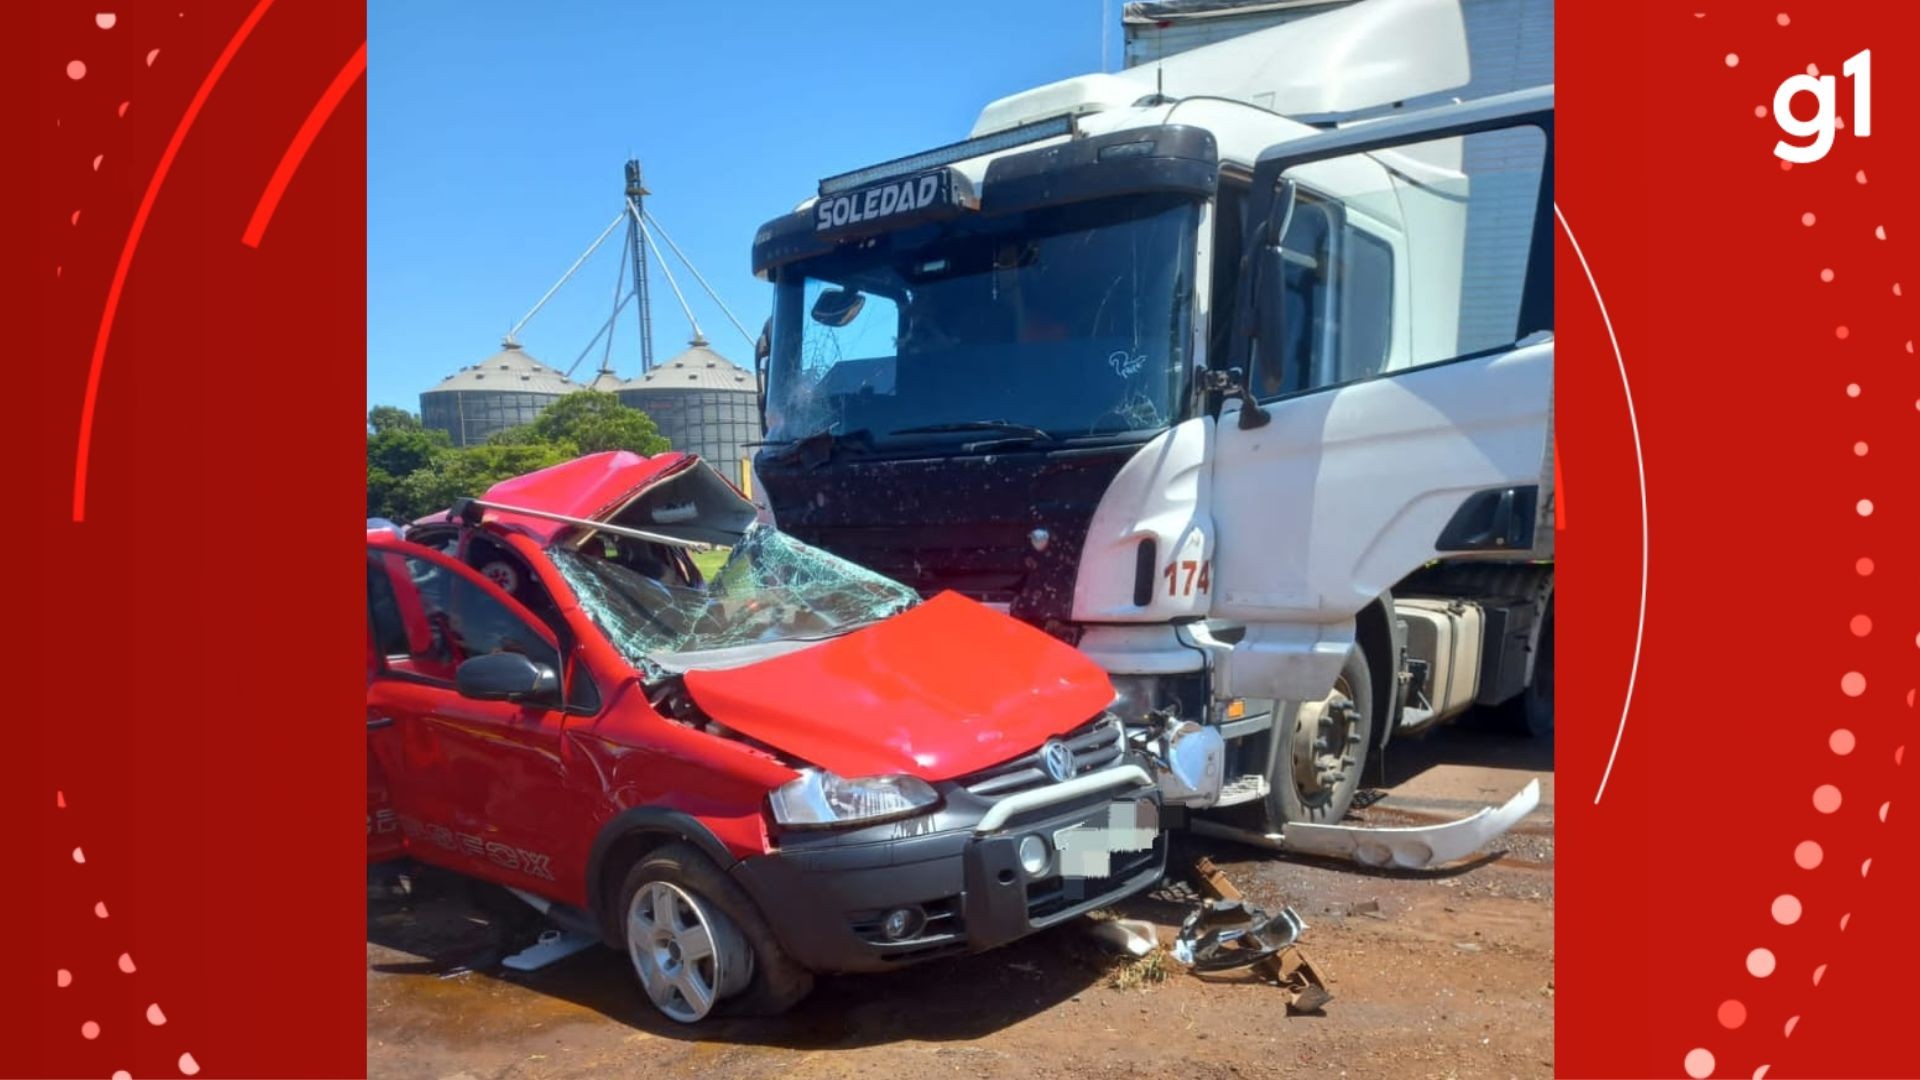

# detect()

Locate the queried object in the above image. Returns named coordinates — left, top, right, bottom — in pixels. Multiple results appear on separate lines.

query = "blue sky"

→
left=367, top=1, right=1117, bottom=410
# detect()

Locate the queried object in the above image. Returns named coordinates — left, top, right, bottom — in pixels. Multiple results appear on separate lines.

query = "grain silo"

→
left=420, top=339, right=584, bottom=447
left=583, top=366, right=625, bottom=394
left=616, top=337, right=760, bottom=486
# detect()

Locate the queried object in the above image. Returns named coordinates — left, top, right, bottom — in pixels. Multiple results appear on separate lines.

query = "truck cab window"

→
left=1207, top=181, right=1247, bottom=368
left=1336, top=226, right=1394, bottom=382
left=1254, top=125, right=1546, bottom=397
left=1252, top=195, right=1394, bottom=399
left=1254, top=197, right=1333, bottom=399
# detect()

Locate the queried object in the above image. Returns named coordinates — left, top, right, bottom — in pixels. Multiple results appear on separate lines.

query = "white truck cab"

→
left=748, top=0, right=1553, bottom=835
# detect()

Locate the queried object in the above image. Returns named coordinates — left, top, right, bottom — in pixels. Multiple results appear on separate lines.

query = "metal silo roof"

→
left=584, top=367, right=626, bottom=393
left=617, top=340, right=755, bottom=394
left=425, top=341, right=583, bottom=397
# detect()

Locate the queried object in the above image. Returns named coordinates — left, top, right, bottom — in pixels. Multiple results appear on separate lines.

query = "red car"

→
left=366, top=451, right=1164, bottom=1021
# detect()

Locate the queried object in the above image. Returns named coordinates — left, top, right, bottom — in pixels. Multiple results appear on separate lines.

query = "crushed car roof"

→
left=476, top=450, right=694, bottom=544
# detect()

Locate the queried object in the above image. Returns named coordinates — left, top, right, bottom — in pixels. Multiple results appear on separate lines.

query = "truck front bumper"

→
left=731, top=772, right=1164, bottom=974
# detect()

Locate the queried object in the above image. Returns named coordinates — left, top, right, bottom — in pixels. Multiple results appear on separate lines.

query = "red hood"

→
left=682, top=592, right=1115, bottom=782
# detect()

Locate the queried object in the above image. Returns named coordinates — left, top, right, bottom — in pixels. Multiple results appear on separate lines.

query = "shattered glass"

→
left=765, top=195, right=1197, bottom=446
left=550, top=523, right=920, bottom=677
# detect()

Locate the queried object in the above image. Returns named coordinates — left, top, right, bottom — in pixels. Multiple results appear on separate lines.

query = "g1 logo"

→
left=1773, top=49, right=1871, bottom=164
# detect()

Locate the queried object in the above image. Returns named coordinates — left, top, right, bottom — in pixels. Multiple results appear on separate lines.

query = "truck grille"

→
left=962, top=715, right=1126, bottom=799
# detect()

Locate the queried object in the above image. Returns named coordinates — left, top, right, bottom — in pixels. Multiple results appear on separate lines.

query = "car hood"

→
left=681, top=592, right=1115, bottom=782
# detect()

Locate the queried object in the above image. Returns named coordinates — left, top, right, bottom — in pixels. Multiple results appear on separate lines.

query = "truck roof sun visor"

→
left=753, top=124, right=1218, bottom=276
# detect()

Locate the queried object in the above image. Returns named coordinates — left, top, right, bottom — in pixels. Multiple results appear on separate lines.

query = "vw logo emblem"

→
left=1040, top=739, right=1075, bottom=783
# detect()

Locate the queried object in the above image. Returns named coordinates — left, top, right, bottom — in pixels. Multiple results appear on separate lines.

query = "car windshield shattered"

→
left=550, top=523, right=920, bottom=677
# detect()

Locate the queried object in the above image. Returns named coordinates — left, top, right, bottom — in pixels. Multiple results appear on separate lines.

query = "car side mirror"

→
left=455, top=652, right=560, bottom=704
left=810, top=288, right=865, bottom=328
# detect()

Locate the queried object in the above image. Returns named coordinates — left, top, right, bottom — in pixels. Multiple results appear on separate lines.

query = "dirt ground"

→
left=367, top=721, right=1554, bottom=1080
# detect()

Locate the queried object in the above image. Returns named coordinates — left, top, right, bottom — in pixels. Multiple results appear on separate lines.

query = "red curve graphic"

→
left=71, top=0, right=278, bottom=523
left=242, top=40, right=366, bottom=248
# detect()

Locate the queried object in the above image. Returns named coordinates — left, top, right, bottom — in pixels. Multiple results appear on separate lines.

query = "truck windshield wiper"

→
left=889, top=420, right=1055, bottom=441
left=761, top=427, right=874, bottom=464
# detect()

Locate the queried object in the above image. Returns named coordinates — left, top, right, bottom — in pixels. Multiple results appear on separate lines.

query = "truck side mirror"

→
left=1241, top=244, right=1289, bottom=431
left=1236, top=179, right=1298, bottom=431
left=753, top=317, right=772, bottom=430
left=456, top=652, right=560, bottom=705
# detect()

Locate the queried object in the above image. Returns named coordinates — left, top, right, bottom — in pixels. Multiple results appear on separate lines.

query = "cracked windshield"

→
left=549, top=523, right=919, bottom=676
left=766, top=194, right=1198, bottom=447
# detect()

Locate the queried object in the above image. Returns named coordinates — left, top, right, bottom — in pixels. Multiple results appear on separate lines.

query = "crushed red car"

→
left=366, top=450, right=1165, bottom=1021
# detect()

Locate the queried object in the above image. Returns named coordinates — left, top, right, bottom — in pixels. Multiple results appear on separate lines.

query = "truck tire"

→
left=1264, top=646, right=1376, bottom=828
left=618, top=843, right=813, bottom=1022
left=1500, top=595, right=1554, bottom=737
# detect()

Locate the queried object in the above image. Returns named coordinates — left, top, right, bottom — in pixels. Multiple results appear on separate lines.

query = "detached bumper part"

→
left=1191, top=779, right=1541, bottom=869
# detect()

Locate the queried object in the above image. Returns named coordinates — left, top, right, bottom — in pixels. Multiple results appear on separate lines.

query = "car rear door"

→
left=1208, top=89, right=1554, bottom=703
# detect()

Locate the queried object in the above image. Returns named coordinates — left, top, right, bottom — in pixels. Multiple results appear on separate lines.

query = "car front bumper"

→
left=731, top=766, right=1165, bottom=974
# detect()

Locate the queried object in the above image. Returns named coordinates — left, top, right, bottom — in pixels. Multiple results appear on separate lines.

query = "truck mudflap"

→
left=1191, top=779, right=1540, bottom=870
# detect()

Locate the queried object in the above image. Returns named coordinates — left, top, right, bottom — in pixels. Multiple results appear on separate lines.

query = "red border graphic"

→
left=1557, top=5, right=1917, bottom=1077
left=12, top=2, right=1917, bottom=1077
left=18, top=3, right=368, bottom=1076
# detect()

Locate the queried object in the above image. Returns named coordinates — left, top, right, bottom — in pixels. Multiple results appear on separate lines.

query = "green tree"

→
left=391, top=443, right=575, bottom=522
left=506, top=391, right=671, bottom=455
left=367, top=407, right=450, bottom=520
left=366, top=393, right=670, bottom=523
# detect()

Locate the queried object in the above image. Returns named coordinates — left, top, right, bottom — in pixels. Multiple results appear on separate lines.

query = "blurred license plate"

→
left=1055, top=799, right=1158, bottom=878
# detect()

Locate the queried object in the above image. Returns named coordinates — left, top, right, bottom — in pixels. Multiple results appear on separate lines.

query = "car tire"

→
left=1262, top=646, right=1376, bottom=828
left=618, top=843, right=813, bottom=1022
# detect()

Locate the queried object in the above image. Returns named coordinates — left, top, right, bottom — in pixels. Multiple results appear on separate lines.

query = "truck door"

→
left=364, top=534, right=583, bottom=894
left=1208, top=89, right=1554, bottom=704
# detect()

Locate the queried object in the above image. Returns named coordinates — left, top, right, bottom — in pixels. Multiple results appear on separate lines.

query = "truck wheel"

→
left=1504, top=597, right=1555, bottom=737
left=619, top=843, right=812, bottom=1022
left=1266, top=646, right=1375, bottom=827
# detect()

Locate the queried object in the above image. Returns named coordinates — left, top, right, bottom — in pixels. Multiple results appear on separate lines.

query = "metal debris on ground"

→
left=1172, top=899, right=1303, bottom=971
left=1088, top=917, right=1160, bottom=957
left=501, top=928, right=598, bottom=972
left=1180, top=857, right=1333, bottom=1014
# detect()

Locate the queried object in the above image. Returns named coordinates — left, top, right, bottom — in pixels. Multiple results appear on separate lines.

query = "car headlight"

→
left=768, top=769, right=939, bottom=827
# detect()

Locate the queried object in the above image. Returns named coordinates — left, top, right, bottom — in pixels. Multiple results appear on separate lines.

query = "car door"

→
left=364, top=533, right=585, bottom=895
left=1209, top=89, right=1554, bottom=703
left=365, top=551, right=416, bottom=863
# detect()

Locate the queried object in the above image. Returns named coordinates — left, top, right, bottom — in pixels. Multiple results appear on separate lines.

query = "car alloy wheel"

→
left=625, top=879, right=752, bottom=1022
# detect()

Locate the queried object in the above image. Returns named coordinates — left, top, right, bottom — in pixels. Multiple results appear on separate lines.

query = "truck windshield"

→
left=766, top=194, right=1199, bottom=447
left=549, top=523, right=920, bottom=678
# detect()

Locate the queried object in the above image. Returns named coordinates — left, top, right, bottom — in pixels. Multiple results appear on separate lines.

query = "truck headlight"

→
left=768, top=769, right=939, bottom=827
left=1109, top=674, right=1175, bottom=724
